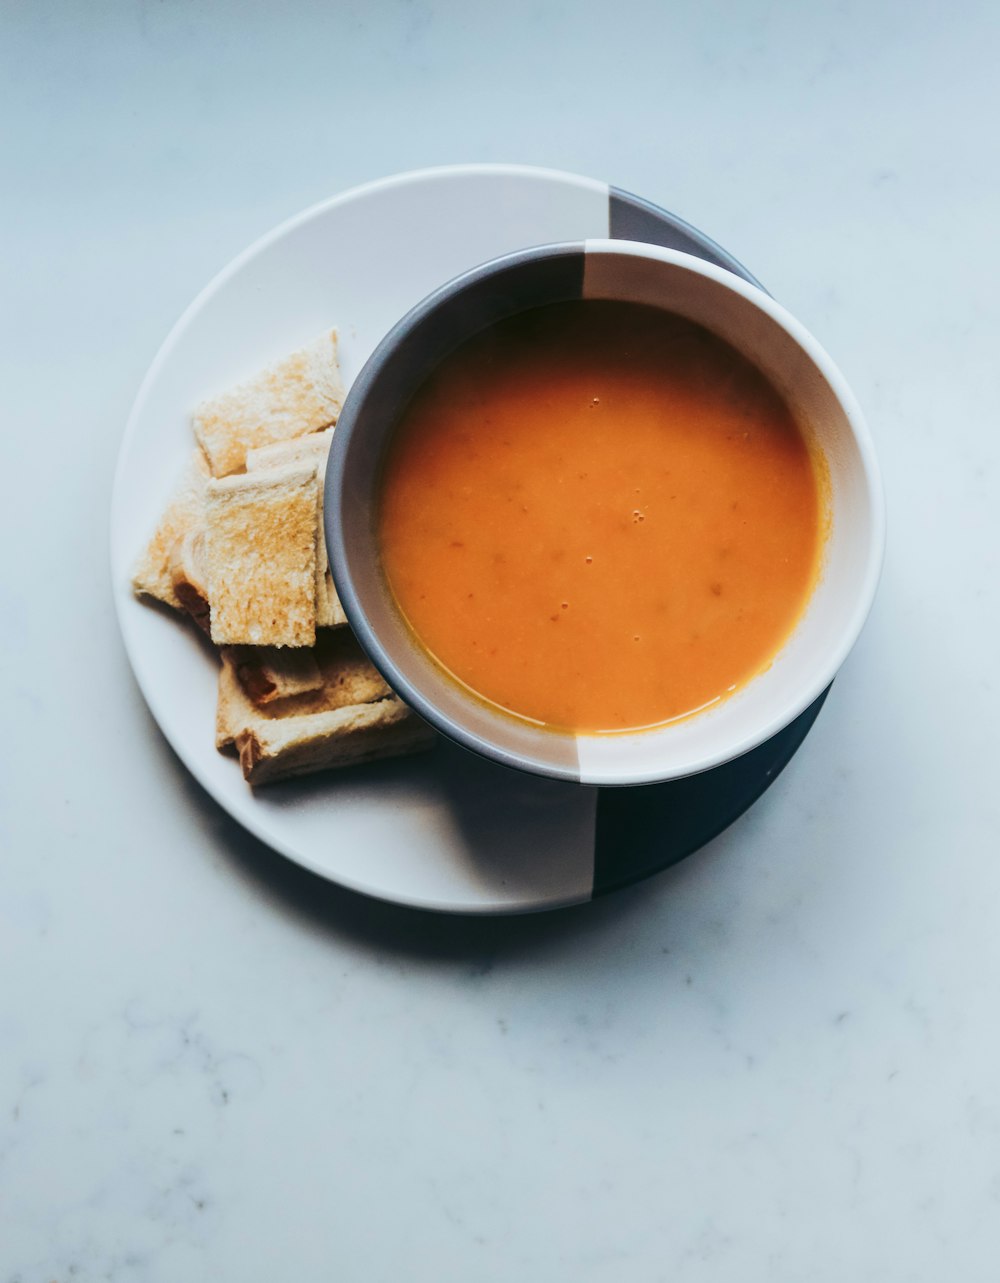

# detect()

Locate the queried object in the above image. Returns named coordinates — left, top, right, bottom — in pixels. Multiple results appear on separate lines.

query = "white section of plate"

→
left=111, top=165, right=608, bottom=914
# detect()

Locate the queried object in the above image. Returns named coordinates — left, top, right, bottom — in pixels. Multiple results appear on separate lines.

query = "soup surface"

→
left=377, top=300, right=825, bottom=733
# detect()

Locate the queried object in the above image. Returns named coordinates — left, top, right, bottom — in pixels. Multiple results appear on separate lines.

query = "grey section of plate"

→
left=609, top=188, right=767, bottom=292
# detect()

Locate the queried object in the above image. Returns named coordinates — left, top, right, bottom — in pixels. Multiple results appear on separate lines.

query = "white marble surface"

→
left=2, top=1, right=999, bottom=1278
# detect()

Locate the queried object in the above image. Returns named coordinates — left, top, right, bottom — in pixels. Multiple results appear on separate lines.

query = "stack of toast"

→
left=132, top=329, right=435, bottom=786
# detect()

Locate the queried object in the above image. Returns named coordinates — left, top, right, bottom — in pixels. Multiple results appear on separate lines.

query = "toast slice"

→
left=131, top=449, right=209, bottom=610
left=204, top=462, right=319, bottom=648
left=237, top=696, right=433, bottom=786
left=193, top=330, right=344, bottom=477
left=246, top=427, right=345, bottom=628
left=216, top=630, right=434, bottom=785
left=216, top=628, right=393, bottom=748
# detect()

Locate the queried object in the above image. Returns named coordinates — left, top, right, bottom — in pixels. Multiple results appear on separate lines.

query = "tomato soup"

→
left=377, top=300, right=825, bottom=733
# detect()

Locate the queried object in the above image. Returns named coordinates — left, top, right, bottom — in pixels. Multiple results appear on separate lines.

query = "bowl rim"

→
left=326, top=238, right=886, bottom=786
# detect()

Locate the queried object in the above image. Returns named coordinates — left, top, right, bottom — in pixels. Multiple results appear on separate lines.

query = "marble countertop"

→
left=3, top=2, right=998, bottom=1279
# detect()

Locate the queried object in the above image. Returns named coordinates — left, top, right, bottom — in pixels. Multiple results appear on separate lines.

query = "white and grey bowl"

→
left=325, top=239, right=885, bottom=787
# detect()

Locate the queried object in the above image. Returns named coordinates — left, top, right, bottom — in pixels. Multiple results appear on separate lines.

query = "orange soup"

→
left=377, top=300, right=825, bottom=733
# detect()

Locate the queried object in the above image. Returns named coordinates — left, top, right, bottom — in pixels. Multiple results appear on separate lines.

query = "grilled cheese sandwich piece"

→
left=131, top=449, right=209, bottom=610
left=237, top=696, right=431, bottom=786
left=204, top=463, right=319, bottom=648
left=193, top=331, right=344, bottom=477
left=216, top=629, right=392, bottom=747
left=216, top=631, right=433, bottom=785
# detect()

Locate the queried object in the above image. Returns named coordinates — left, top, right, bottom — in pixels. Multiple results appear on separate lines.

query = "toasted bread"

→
left=204, top=463, right=319, bottom=648
left=193, top=331, right=344, bottom=477
left=316, top=572, right=347, bottom=629
left=216, top=631, right=433, bottom=784
left=245, top=427, right=345, bottom=628
left=217, top=629, right=393, bottom=747
left=131, top=449, right=209, bottom=610
left=237, top=697, right=432, bottom=786
left=132, top=322, right=429, bottom=790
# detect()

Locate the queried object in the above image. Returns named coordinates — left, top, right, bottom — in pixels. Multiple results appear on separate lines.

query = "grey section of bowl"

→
left=609, top=188, right=766, bottom=293
left=327, top=244, right=589, bottom=781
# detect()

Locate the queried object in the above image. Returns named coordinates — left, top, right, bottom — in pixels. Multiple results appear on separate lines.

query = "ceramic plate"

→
left=111, top=164, right=824, bottom=914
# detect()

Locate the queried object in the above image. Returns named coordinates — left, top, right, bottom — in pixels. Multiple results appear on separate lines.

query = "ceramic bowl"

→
left=325, top=240, right=884, bottom=785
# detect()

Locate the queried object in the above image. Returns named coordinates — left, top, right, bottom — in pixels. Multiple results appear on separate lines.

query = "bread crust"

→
left=131, top=449, right=209, bottom=610
left=245, top=427, right=334, bottom=473
left=238, top=696, right=433, bottom=786
left=205, top=463, right=319, bottom=648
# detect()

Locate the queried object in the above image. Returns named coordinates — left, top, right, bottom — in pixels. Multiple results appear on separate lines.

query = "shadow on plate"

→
left=146, top=686, right=830, bottom=966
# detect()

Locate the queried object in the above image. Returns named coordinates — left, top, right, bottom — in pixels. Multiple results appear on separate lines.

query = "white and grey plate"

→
left=111, top=164, right=826, bottom=914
